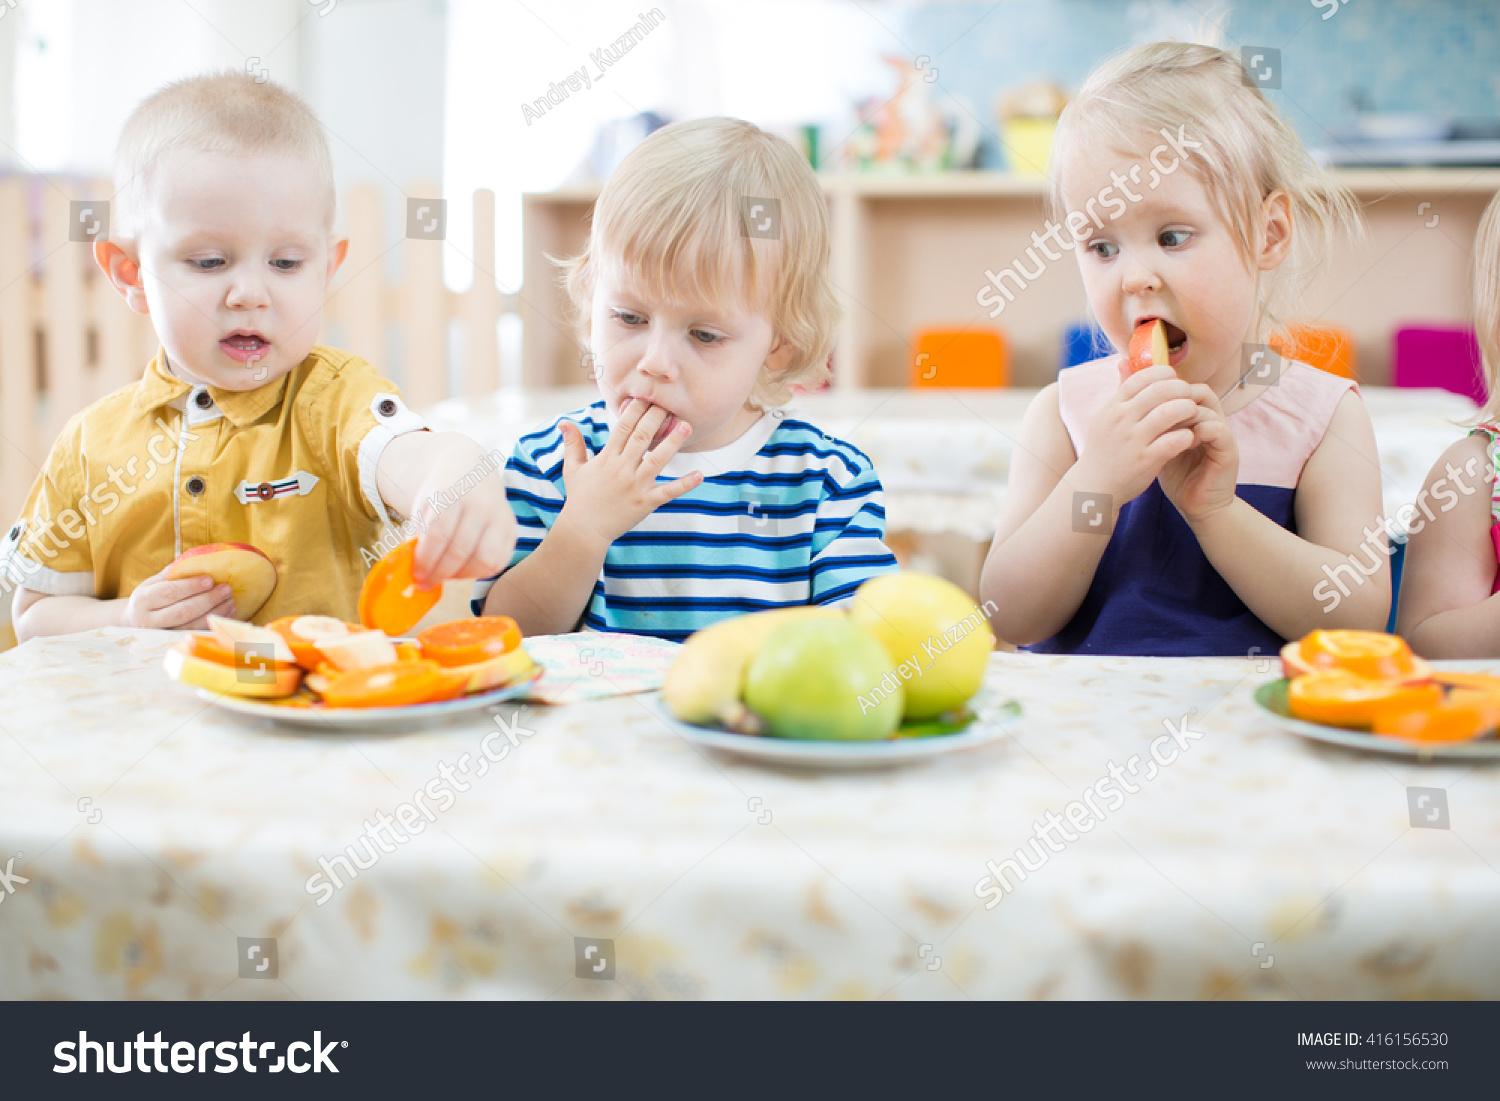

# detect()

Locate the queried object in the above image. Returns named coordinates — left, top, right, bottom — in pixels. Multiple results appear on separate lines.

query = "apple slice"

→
left=314, top=630, right=399, bottom=671
left=163, top=639, right=302, bottom=698
left=206, top=614, right=298, bottom=665
left=166, top=543, right=278, bottom=619
left=451, top=647, right=537, bottom=693
left=1127, top=318, right=1170, bottom=375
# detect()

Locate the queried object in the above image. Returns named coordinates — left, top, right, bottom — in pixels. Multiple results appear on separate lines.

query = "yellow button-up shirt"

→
left=0, top=345, right=428, bottom=625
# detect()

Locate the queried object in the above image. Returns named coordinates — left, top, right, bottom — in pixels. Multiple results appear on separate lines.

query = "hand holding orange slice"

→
left=358, top=539, right=441, bottom=635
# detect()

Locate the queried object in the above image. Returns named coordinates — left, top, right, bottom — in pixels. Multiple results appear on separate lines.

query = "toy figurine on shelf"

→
left=840, top=55, right=979, bottom=173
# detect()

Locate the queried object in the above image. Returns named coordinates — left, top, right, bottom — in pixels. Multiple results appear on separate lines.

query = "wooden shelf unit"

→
left=521, top=168, right=1500, bottom=390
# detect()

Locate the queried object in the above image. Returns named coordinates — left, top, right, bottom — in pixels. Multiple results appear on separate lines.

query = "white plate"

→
left=1253, top=679, right=1500, bottom=761
left=647, top=689, right=1021, bottom=769
left=191, top=666, right=542, bottom=731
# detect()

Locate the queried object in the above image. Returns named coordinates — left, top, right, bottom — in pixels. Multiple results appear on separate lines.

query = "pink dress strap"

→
left=1468, top=425, right=1500, bottom=594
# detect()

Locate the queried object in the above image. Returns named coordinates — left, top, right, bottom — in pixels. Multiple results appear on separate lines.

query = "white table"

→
left=2, top=627, right=1496, bottom=999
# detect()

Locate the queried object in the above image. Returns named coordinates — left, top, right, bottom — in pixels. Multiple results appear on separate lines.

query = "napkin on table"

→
left=515, top=632, right=680, bottom=704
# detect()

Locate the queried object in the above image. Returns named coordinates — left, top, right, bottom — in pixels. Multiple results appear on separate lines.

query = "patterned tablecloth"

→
left=2, top=628, right=1497, bottom=1000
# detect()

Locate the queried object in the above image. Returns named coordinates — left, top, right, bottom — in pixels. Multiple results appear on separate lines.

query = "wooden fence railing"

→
left=0, top=176, right=516, bottom=523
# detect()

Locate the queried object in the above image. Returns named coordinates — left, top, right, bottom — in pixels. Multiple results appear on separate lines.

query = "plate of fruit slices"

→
left=650, top=689, right=1022, bottom=769
left=161, top=540, right=545, bottom=729
left=1252, top=629, right=1500, bottom=761
left=193, top=662, right=542, bottom=731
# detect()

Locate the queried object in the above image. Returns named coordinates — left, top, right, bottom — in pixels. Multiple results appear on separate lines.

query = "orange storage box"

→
left=911, top=328, right=1009, bottom=388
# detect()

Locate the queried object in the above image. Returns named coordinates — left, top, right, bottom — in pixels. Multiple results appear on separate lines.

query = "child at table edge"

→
left=474, top=117, right=900, bottom=641
left=1, top=72, right=516, bottom=641
left=1395, top=189, right=1500, bottom=657
left=979, top=41, right=1390, bottom=656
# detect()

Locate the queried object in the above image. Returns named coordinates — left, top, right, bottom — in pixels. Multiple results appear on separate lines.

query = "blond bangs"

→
left=596, top=179, right=779, bottom=319
left=560, top=117, right=838, bottom=408
left=1049, top=42, right=1363, bottom=343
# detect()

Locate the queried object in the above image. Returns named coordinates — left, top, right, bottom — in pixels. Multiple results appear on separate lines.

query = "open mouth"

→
left=220, top=332, right=270, bottom=364
left=1161, top=320, right=1188, bottom=366
left=1138, top=316, right=1189, bottom=368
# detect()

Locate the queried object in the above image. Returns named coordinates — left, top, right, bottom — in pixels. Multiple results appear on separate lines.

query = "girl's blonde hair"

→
left=1474, top=191, right=1500, bottom=422
left=1049, top=41, right=1363, bottom=340
left=114, top=71, right=335, bottom=238
left=559, top=117, right=839, bottom=408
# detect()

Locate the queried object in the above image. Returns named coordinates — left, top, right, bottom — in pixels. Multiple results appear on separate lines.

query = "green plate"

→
left=1252, top=678, right=1500, bottom=761
left=653, top=690, right=1021, bottom=769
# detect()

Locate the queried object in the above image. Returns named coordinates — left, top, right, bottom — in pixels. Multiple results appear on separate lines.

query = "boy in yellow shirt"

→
left=1, top=73, right=515, bottom=640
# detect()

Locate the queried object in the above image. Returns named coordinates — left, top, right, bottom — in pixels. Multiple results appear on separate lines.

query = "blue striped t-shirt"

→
left=471, top=401, right=900, bottom=640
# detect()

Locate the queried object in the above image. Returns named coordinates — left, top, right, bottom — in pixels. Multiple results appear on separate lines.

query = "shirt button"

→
left=185, top=476, right=206, bottom=496
left=6, top=524, right=19, bottom=540
left=378, top=399, right=397, bottom=417
left=194, top=391, right=213, bottom=409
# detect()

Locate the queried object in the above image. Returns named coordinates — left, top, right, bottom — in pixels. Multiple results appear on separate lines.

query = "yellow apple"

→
left=163, top=639, right=301, bottom=698
left=454, top=647, right=537, bottom=692
left=849, top=573, right=995, bottom=720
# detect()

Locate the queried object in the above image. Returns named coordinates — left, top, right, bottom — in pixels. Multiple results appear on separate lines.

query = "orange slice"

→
left=1281, top=630, right=1430, bottom=684
left=1373, top=690, right=1500, bottom=743
left=418, top=616, right=522, bottom=667
left=358, top=540, right=441, bottom=635
left=1286, top=670, right=1442, bottom=729
left=1431, top=672, right=1500, bottom=694
left=321, top=660, right=445, bottom=709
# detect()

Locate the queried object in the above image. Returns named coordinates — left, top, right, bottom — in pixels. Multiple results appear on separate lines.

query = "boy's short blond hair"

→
left=1050, top=42, right=1363, bottom=341
left=113, top=70, right=336, bottom=238
left=560, top=117, right=839, bottom=409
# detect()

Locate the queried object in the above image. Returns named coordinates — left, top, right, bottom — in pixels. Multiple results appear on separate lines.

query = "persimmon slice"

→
left=418, top=616, right=521, bottom=667
left=321, top=660, right=445, bottom=709
left=1287, top=670, right=1442, bottom=729
left=268, top=615, right=365, bottom=669
left=358, top=540, right=440, bottom=635
left=424, top=666, right=476, bottom=702
left=190, top=632, right=297, bottom=671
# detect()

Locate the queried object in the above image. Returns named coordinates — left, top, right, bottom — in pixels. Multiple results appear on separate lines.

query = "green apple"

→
left=743, top=617, right=902, bottom=741
left=849, top=573, right=994, bottom=720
